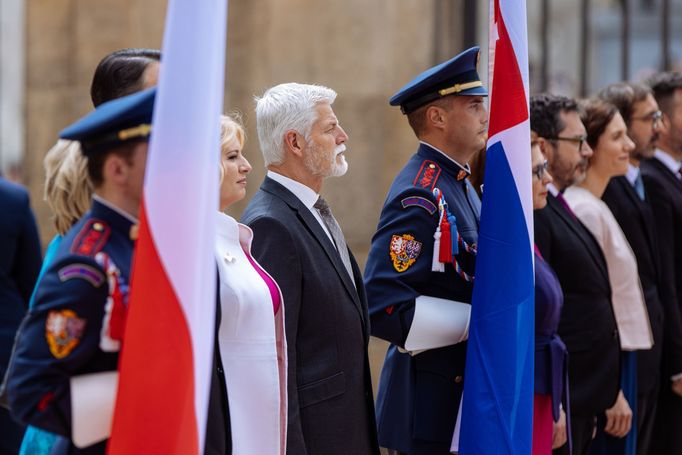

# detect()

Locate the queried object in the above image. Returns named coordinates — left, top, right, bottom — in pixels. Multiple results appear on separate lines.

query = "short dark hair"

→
left=530, top=93, right=579, bottom=139
left=647, top=71, right=682, bottom=118
left=86, top=143, right=139, bottom=187
left=579, top=98, right=619, bottom=149
left=598, top=82, right=652, bottom=125
left=90, top=48, right=161, bottom=107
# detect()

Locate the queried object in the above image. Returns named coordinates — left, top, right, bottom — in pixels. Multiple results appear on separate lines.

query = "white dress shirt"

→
left=625, top=163, right=639, bottom=187
left=267, top=170, right=334, bottom=245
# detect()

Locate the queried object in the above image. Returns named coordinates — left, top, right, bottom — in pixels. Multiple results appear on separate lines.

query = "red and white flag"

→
left=108, top=0, right=227, bottom=453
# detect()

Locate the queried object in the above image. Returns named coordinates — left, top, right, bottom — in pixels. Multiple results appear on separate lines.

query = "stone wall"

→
left=24, top=0, right=166, bottom=242
left=24, top=0, right=477, bottom=401
left=25, top=0, right=476, bottom=262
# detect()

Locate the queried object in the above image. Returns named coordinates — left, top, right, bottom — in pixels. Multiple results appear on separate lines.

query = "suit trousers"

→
left=652, top=382, right=682, bottom=454
left=636, top=385, right=658, bottom=455
left=553, top=414, right=596, bottom=455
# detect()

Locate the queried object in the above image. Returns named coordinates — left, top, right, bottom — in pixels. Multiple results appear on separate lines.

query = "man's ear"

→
left=536, top=136, right=552, bottom=159
left=283, top=130, right=305, bottom=158
left=102, top=154, right=129, bottom=185
left=659, top=112, right=672, bottom=136
left=425, top=105, right=446, bottom=131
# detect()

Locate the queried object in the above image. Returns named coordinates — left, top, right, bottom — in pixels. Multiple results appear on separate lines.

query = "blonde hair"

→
left=219, top=114, right=246, bottom=182
left=43, top=140, right=93, bottom=235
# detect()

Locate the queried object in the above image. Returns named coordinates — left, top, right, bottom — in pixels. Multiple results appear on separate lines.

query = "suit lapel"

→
left=547, top=194, right=610, bottom=282
left=260, top=177, right=366, bottom=326
left=616, top=177, right=659, bottom=259
left=649, top=158, right=682, bottom=195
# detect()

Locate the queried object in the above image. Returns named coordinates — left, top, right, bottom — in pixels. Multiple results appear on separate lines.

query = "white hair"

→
left=255, top=82, right=337, bottom=166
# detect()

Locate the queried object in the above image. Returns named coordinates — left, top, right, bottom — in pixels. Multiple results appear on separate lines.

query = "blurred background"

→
left=1, top=0, right=681, bottom=393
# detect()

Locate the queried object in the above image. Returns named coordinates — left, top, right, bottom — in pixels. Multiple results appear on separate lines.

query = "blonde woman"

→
left=213, top=115, right=287, bottom=454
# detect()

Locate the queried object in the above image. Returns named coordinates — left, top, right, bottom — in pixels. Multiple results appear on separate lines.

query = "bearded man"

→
left=242, top=82, right=380, bottom=455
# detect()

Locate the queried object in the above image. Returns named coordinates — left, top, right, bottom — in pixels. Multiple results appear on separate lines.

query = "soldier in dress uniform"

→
left=363, top=47, right=488, bottom=455
left=5, top=88, right=155, bottom=454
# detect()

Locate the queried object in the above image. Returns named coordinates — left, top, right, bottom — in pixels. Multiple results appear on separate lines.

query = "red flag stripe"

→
left=107, top=202, right=198, bottom=454
left=488, top=1, right=528, bottom=137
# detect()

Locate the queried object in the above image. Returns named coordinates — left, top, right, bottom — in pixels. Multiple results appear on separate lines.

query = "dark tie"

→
left=555, top=192, right=577, bottom=221
left=634, top=171, right=646, bottom=201
left=314, top=196, right=355, bottom=284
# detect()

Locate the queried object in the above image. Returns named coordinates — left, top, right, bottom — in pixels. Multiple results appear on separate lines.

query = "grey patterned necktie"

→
left=314, top=196, right=355, bottom=285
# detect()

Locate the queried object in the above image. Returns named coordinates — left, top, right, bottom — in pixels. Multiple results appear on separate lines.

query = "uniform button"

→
left=454, top=375, right=463, bottom=384
left=217, top=366, right=223, bottom=374
left=613, top=329, right=619, bottom=339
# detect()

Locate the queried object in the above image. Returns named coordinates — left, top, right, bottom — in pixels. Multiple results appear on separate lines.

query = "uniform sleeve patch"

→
left=71, top=219, right=110, bottom=257
left=390, top=234, right=423, bottom=272
left=401, top=196, right=437, bottom=215
left=412, top=160, right=441, bottom=190
left=58, top=263, right=105, bottom=288
left=45, top=310, right=86, bottom=359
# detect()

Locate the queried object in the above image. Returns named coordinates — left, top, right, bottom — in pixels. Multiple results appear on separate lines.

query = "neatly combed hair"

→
left=219, top=114, right=246, bottom=183
left=647, top=71, right=682, bottom=117
left=255, top=83, right=337, bottom=167
left=43, top=140, right=93, bottom=235
left=530, top=93, right=580, bottom=139
left=90, top=48, right=161, bottom=107
left=598, top=82, right=652, bottom=124
left=579, top=98, right=619, bottom=149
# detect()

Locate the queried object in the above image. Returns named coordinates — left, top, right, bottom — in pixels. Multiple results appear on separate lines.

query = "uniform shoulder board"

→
left=71, top=219, right=111, bottom=257
left=412, top=160, right=441, bottom=191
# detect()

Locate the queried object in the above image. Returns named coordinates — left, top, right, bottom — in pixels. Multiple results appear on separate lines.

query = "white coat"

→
left=214, top=211, right=287, bottom=454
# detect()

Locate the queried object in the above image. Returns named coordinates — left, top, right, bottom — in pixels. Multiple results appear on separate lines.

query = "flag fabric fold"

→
left=457, top=0, right=535, bottom=453
left=108, top=0, right=227, bottom=453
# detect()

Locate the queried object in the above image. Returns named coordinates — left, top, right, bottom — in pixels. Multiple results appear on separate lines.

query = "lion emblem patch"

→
left=390, top=234, right=423, bottom=272
left=45, top=309, right=86, bottom=359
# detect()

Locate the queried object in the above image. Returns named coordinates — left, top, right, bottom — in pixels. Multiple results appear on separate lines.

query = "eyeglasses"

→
left=631, top=110, right=662, bottom=127
left=550, top=134, right=588, bottom=151
left=532, top=160, right=549, bottom=179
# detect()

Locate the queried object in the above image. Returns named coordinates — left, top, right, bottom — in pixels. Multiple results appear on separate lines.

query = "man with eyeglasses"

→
left=598, top=82, right=668, bottom=455
left=638, top=71, right=682, bottom=453
left=531, top=93, right=621, bottom=455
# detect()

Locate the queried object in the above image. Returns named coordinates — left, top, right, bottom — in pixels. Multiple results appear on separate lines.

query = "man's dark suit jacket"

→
left=642, top=158, right=682, bottom=376
left=602, top=176, right=665, bottom=395
left=534, top=192, right=620, bottom=417
left=242, top=176, right=379, bottom=455
left=0, top=178, right=41, bottom=453
left=0, top=178, right=42, bottom=379
left=641, top=157, right=682, bottom=452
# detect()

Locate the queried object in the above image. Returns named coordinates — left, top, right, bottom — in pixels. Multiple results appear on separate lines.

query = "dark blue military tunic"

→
left=6, top=197, right=135, bottom=455
left=364, top=142, right=481, bottom=454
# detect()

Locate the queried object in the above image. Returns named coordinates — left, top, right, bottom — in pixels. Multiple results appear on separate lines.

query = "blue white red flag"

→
left=457, top=0, right=534, bottom=453
left=108, top=0, right=227, bottom=453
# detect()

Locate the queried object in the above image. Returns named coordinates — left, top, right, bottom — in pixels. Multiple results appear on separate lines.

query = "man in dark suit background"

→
left=242, top=82, right=379, bottom=455
left=599, top=82, right=669, bottom=455
left=531, top=94, right=620, bottom=455
left=640, top=71, right=682, bottom=453
left=0, top=177, right=42, bottom=454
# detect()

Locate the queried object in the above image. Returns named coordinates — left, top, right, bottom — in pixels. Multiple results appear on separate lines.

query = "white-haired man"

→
left=242, top=83, right=380, bottom=455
